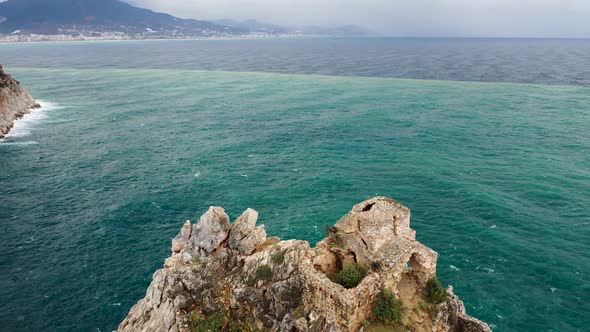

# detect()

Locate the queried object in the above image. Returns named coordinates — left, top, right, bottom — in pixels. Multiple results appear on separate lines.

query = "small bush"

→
left=373, top=288, right=402, bottom=324
left=337, top=262, right=366, bottom=288
left=425, top=277, right=449, bottom=303
left=0, top=83, right=6, bottom=88
left=187, top=311, right=203, bottom=329
left=204, top=312, right=225, bottom=331
left=271, top=251, right=285, bottom=265
left=187, top=311, right=227, bottom=332
left=419, top=301, right=439, bottom=317
left=256, top=264, right=272, bottom=281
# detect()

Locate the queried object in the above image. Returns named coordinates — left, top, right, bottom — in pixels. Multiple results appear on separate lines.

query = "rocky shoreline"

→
left=118, top=197, right=491, bottom=332
left=0, top=65, right=39, bottom=138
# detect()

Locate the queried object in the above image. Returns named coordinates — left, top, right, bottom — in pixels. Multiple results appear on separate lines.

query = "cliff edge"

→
left=119, top=197, right=491, bottom=332
left=0, top=65, right=39, bottom=138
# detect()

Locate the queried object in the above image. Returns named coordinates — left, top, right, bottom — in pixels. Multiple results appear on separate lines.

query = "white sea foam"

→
left=0, top=141, right=39, bottom=145
left=1, top=100, right=62, bottom=140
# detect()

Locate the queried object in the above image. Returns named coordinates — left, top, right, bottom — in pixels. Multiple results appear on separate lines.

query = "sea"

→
left=0, top=38, right=589, bottom=331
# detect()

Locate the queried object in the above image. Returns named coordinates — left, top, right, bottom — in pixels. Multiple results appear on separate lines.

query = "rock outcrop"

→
left=0, top=65, right=40, bottom=138
left=119, top=197, right=491, bottom=332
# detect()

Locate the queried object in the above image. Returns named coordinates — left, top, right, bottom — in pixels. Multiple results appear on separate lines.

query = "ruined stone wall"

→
left=118, top=197, right=492, bottom=332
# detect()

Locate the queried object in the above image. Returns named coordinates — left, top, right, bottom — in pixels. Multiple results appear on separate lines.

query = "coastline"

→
left=0, top=65, right=40, bottom=138
left=0, top=33, right=326, bottom=45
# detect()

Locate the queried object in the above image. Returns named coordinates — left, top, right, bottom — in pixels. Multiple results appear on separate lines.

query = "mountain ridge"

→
left=0, top=0, right=373, bottom=38
left=0, top=0, right=236, bottom=35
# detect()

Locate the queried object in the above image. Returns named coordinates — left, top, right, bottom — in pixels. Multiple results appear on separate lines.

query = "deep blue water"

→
left=0, top=38, right=589, bottom=332
left=2, top=37, right=590, bottom=85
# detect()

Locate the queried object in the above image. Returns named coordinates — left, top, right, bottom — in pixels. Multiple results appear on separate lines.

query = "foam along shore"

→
left=118, top=196, right=491, bottom=332
left=0, top=65, right=40, bottom=138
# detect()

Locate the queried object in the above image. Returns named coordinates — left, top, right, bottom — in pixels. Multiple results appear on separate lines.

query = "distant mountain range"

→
left=0, top=0, right=373, bottom=38
left=215, top=19, right=375, bottom=37
left=0, top=0, right=239, bottom=35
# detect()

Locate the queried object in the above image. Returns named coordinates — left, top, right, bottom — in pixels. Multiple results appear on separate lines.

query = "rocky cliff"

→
left=119, top=197, right=491, bottom=332
left=0, top=65, right=39, bottom=138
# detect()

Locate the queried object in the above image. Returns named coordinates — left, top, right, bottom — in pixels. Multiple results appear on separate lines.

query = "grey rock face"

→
left=172, top=220, right=192, bottom=253
left=187, top=206, right=231, bottom=258
left=0, top=65, right=38, bottom=138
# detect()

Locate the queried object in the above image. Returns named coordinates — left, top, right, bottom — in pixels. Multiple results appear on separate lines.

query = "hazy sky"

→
left=126, top=0, right=590, bottom=38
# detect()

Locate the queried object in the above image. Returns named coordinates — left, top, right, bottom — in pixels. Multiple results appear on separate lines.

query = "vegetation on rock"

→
left=328, top=234, right=345, bottom=249
left=255, top=264, right=272, bottom=281
left=271, top=251, right=284, bottom=264
left=187, top=311, right=227, bottom=332
left=373, top=288, right=402, bottom=324
left=337, top=262, right=366, bottom=288
left=118, top=197, right=492, bottom=332
left=425, top=277, right=449, bottom=303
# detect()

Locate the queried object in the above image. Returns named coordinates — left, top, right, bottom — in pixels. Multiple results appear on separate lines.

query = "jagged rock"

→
left=119, top=197, right=491, bottom=332
left=228, top=208, right=267, bottom=255
left=172, top=220, right=192, bottom=253
left=185, top=206, right=230, bottom=259
left=0, top=65, right=38, bottom=138
left=334, top=197, right=414, bottom=251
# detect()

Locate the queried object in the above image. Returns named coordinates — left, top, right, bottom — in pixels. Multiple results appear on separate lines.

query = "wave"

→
left=1, top=100, right=62, bottom=141
left=0, top=141, right=39, bottom=146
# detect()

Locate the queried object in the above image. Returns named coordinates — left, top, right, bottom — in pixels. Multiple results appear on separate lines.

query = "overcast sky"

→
left=125, top=0, right=590, bottom=38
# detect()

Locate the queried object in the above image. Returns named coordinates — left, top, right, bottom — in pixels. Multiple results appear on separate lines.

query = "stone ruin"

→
left=118, top=196, right=491, bottom=332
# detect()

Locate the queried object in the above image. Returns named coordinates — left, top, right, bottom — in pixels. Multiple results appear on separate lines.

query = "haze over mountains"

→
left=0, top=0, right=372, bottom=38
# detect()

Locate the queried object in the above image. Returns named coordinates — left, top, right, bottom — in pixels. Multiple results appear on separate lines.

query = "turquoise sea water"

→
left=0, top=65, right=589, bottom=331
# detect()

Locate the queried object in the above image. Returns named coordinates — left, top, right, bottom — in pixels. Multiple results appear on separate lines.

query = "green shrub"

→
left=425, top=277, right=448, bottom=303
left=337, top=262, right=366, bottom=288
left=256, top=264, right=272, bottom=281
left=187, top=311, right=228, bottom=332
left=271, top=251, right=285, bottom=265
left=204, top=312, right=225, bottom=331
left=373, top=288, right=402, bottom=324
left=187, top=311, right=203, bottom=329
left=0, top=83, right=6, bottom=88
